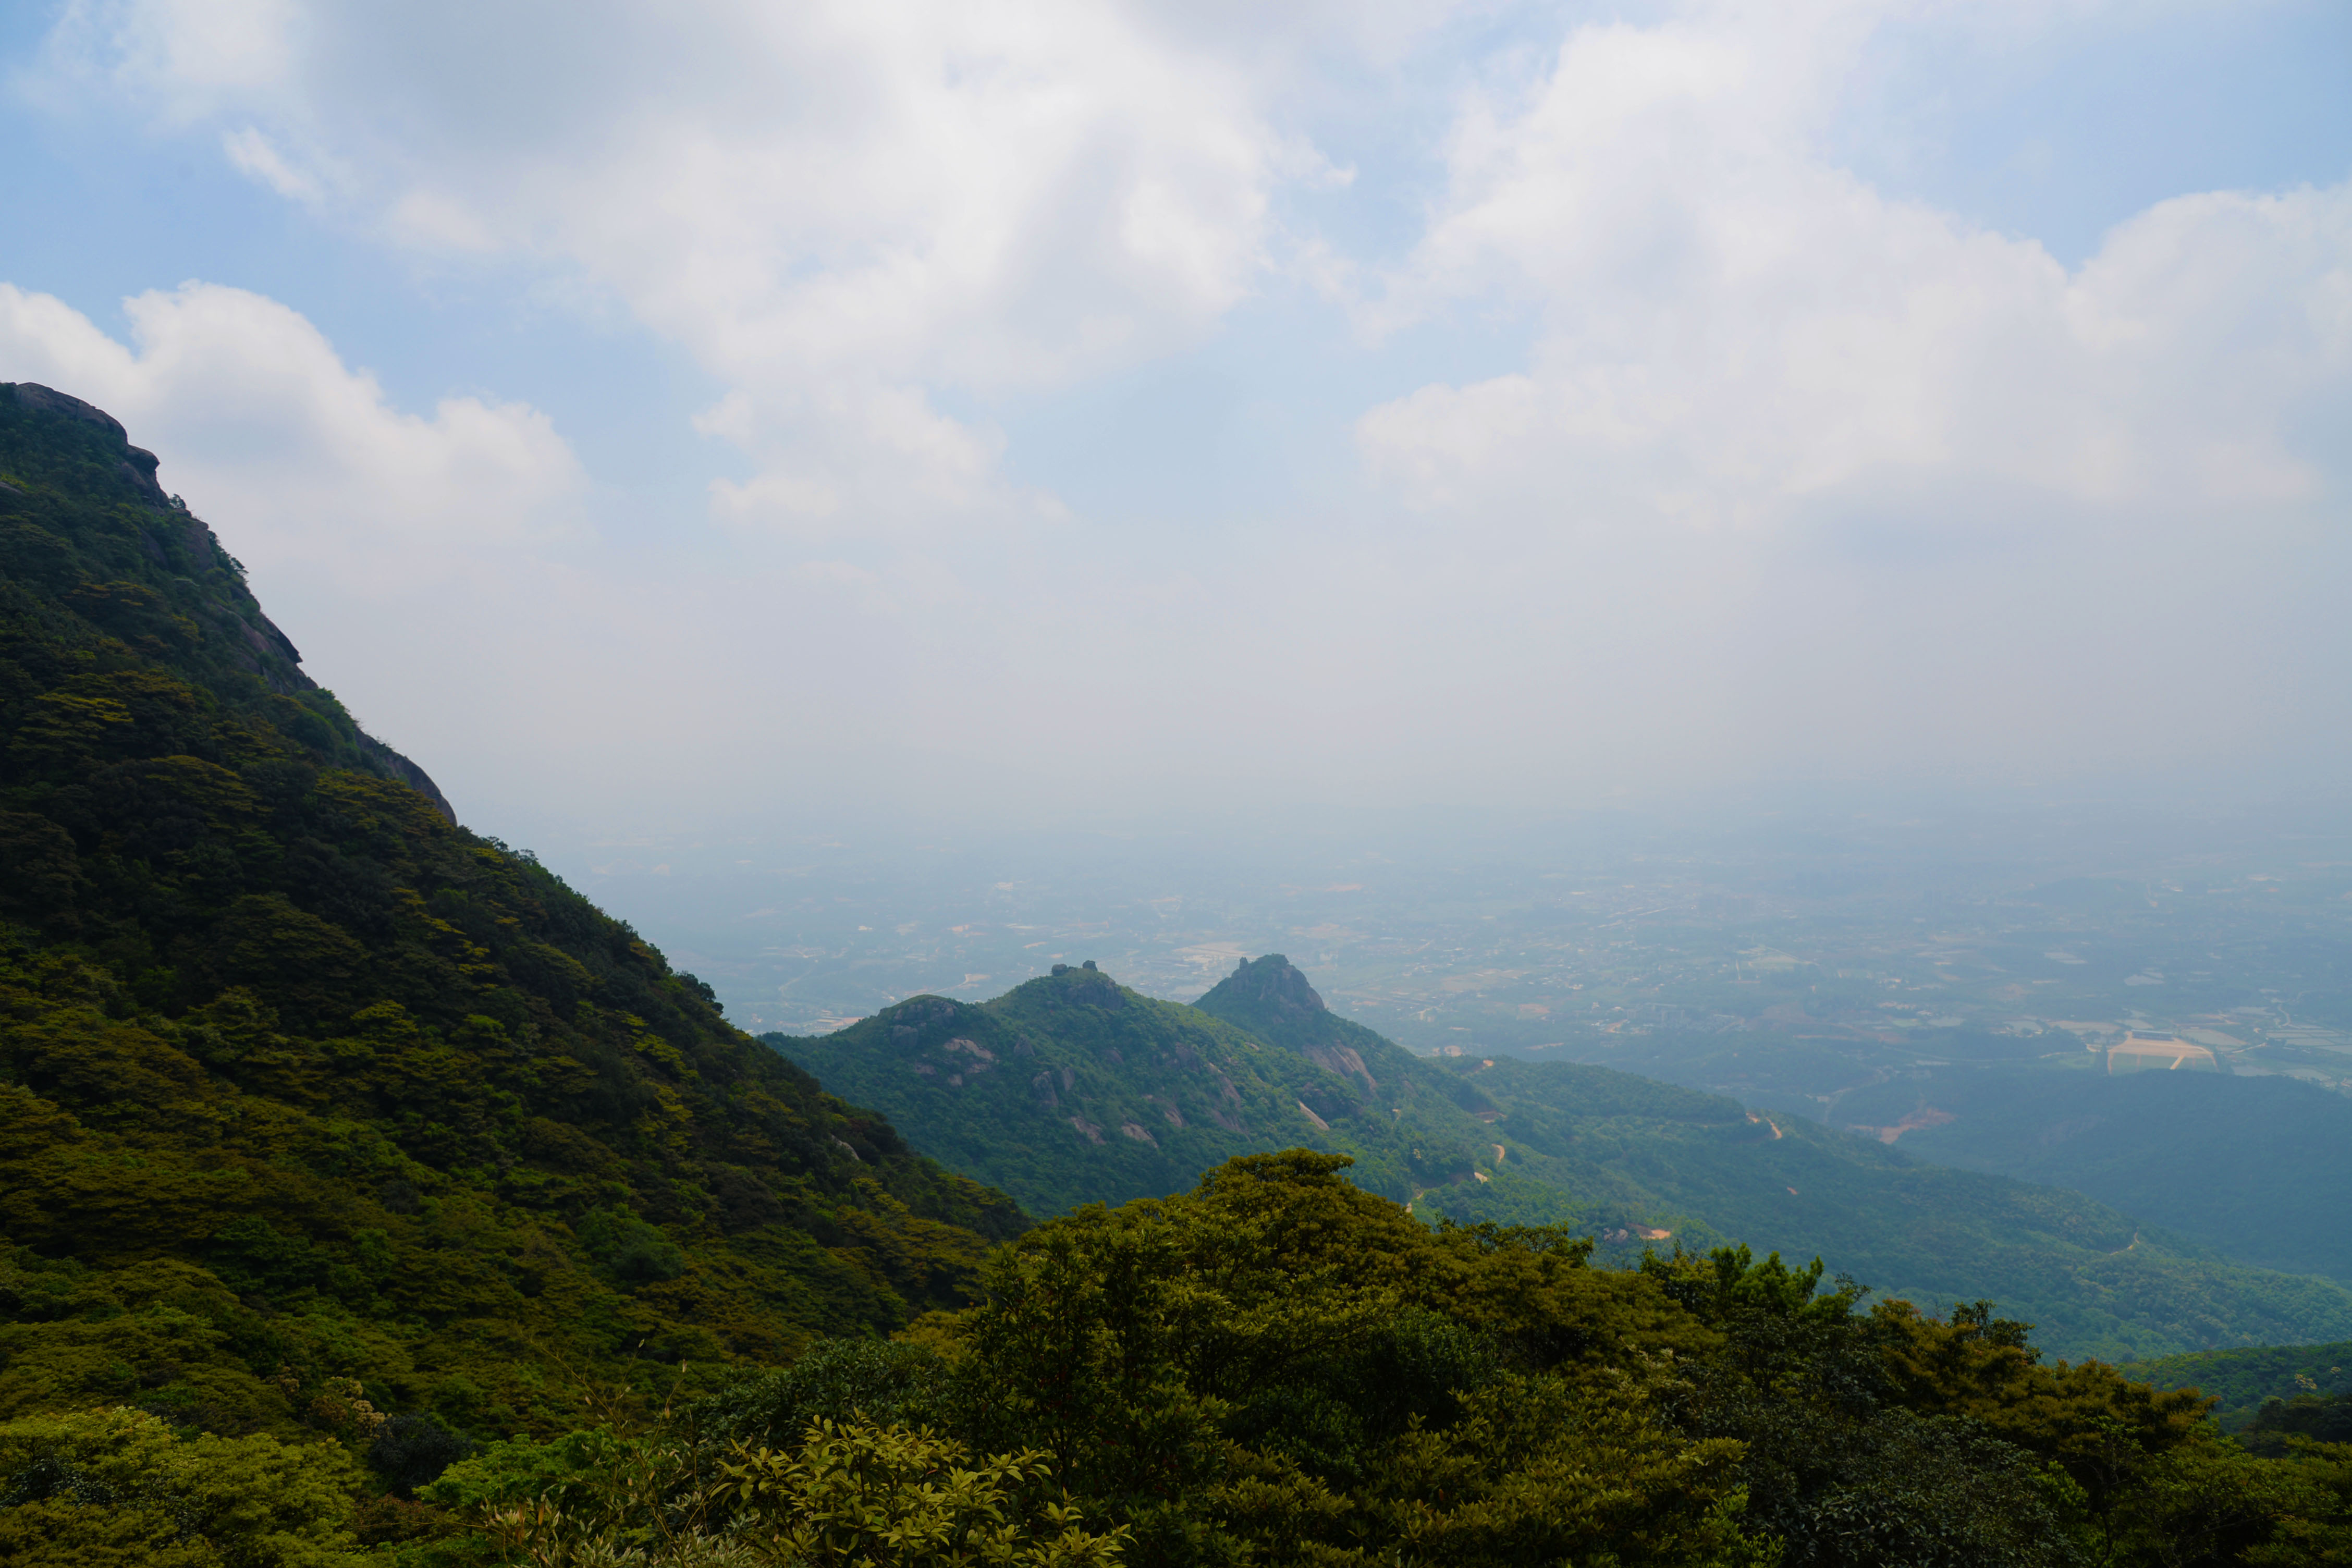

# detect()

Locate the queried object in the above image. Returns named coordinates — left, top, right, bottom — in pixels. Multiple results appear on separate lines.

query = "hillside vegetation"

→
left=1441, top=1055, right=2352, bottom=1364
left=774, top=957, right=1501, bottom=1218
left=0, top=383, right=1020, bottom=1478
left=318, top=1154, right=2352, bottom=1566
left=2124, top=1340, right=2352, bottom=1431
left=777, top=956, right=2352, bottom=1363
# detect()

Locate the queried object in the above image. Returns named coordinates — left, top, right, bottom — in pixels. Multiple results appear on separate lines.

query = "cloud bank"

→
left=7, top=0, right=2347, bottom=825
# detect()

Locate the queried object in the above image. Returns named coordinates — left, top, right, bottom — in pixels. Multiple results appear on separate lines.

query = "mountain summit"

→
left=1199, top=951, right=1327, bottom=1018
left=0, top=383, right=455, bottom=819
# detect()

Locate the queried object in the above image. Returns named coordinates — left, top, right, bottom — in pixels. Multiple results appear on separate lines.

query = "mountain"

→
left=1827, top=1067, right=2352, bottom=1284
left=0, top=383, right=1022, bottom=1450
left=1440, top=1054, right=2352, bottom=1364
left=768, top=957, right=1500, bottom=1218
left=774, top=953, right=2352, bottom=1363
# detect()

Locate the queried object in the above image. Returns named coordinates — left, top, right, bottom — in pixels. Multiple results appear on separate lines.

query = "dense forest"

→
left=5, top=382, right=2352, bottom=1563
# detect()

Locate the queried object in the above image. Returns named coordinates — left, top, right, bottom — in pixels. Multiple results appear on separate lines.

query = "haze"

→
left=3, top=0, right=2348, bottom=838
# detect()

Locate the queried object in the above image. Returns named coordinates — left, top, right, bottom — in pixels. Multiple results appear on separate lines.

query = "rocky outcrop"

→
left=11, top=382, right=131, bottom=443
left=1303, top=1043, right=1379, bottom=1096
left=1204, top=953, right=1328, bottom=1019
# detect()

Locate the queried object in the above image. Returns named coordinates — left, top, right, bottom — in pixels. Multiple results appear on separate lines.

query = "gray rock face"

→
left=119, top=447, right=167, bottom=501
left=1303, top=1043, right=1379, bottom=1095
left=356, top=733, right=456, bottom=824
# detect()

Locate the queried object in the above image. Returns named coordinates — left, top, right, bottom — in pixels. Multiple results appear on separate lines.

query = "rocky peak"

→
left=7, top=383, right=168, bottom=504
left=1202, top=954, right=1325, bottom=1020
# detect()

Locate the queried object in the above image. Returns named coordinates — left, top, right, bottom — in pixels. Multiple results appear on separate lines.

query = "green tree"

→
left=0, top=1405, right=369, bottom=1566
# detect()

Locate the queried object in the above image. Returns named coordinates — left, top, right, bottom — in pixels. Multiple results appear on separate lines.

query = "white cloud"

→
left=219, top=126, right=322, bottom=203
left=1361, top=6, right=2351, bottom=540
left=9, top=1, right=2347, bottom=817
left=39, top=0, right=1330, bottom=535
left=0, top=281, right=584, bottom=588
left=32, top=0, right=298, bottom=115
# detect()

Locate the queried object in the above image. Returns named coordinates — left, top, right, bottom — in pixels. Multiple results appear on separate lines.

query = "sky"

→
left=2, top=0, right=2348, bottom=847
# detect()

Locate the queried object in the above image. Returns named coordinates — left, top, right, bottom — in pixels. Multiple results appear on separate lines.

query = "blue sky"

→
left=3, top=1, right=2347, bottom=840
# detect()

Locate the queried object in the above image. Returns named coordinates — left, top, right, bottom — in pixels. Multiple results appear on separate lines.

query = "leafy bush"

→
left=690, top=1339, right=948, bottom=1449
left=0, top=1405, right=368, bottom=1566
left=575, top=1210, right=685, bottom=1287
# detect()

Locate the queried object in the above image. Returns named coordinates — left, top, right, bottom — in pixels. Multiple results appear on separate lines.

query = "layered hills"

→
left=1830, top=1067, right=2352, bottom=1284
left=1440, top=1054, right=2352, bottom=1363
left=774, top=953, right=2352, bottom=1363
left=771, top=957, right=1493, bottom=1217
left=0, top=383, right=1022, bottom=1446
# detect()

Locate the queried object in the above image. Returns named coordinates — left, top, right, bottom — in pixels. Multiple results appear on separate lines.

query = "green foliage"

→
left=0, top=1405, right=369, bottom=1565
left=708, top=1419, right=1128, bottom=1566
left=388, top=1155, right=2352, bottom=1566
left=2123, top=1341, right=2352, bottom=1432
left=944, top=1149, right=1759, bottom=1566
left=577, top=1210, right=687, bottom=1286
left=2243, top=1393, right=2352, bottom=1460
left=689, top=1340, right=949, bottom=1450
left=2113, top=1436, right=2352, bottom=1565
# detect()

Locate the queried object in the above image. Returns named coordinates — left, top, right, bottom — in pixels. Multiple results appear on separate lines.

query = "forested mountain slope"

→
left=771, top=958, right=1502, bottom=1217
left=778, top=954, right=2352, bottom=1363
left=0, top=382, right=1022, bottom=1450
left=2124, top=1339, right=2352, bottom=1431
left=1831, top=1068, right=2352, bottom=1283
left=1443, top=1055, right=2352, bottom=1364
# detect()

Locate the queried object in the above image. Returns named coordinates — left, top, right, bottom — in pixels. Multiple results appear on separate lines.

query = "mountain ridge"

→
left=774, top=953, right=2352, bottom=1362
left=1, top=382, right=454, bottom=820
left=0, top=382, right=1022, bottom=1455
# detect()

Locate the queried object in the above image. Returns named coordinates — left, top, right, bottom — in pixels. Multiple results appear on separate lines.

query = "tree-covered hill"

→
left=1442, top=1055, right=2352, bottom=1364
left=769, top=958, right=1501, bottom=1218
left=0, top=382, right=1023, bottom=1453
left=1830, top=1067, right=2352, bottom=1283
left=2123, top=1339, right=2352, bottom=1431
left=775, top=953, right=2352, bottom=1363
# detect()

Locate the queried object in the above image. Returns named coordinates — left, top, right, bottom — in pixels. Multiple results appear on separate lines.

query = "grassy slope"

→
left=0, top=382, right=1022, bottom=1445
